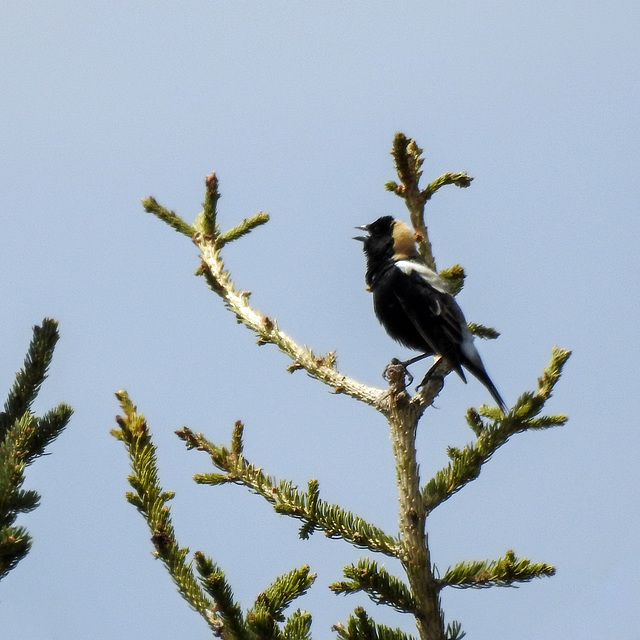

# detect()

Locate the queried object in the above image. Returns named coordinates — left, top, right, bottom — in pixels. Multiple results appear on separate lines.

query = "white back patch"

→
left=395, top=260, right=451, bottom=294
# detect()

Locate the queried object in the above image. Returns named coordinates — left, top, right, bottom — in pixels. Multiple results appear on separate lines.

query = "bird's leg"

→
left=416, top=356, right=444, bottom=390
left=399, top=352, right=431, bottom=368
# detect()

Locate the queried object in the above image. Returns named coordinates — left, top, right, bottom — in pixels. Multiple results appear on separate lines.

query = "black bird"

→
left=355, top=215, right=506, bottom=411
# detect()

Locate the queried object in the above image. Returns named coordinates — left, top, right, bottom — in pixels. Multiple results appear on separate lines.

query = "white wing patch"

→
left=395, top=260, right=451, bottom=295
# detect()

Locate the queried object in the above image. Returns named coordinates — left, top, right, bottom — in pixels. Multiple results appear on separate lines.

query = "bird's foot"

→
left=383, top=358, right=413, bottom=388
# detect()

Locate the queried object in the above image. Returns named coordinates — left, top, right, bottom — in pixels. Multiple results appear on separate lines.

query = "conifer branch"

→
left=385, top=134, right=433, bottom=270
left=467, top=323, right=500, bottom=340
left=247, top=565, right=315, bottom=634
left=330, top=558, right=416, bottom=614
left=202, top=171, right=221, bottom=236
left=385, top=132, right=472, bottom=272
left=421, top=172, right=473, bottom=202
left=24, top=405, right=71, bottom=462
left=176, top=426, right=398, bottom=557
left=230, top=419, right=244, bottom=457
left=0, top=413, right=38, bottom=579
left=112, top=391, right=217, bottom=628
left=113, top=396, right=318, bottom=639
left=422, top=347, right=571, bottom=512
left=437, top=265, right=465, bottom=295
left=386, top=387, right=446, bottom=639
left=297, top=478, right=319, bottom=539
left=194, top=552, right=248, bottom=639
left=196, top=236, right=384, bottom=407
left=0, top=413, right=40, bottom=518
left=0, top=524, right=30, bottom=580
left=283, top=609, right=313, bottom=640
left=142, top=196, right=194, bottom=237
left=444, top=621, right=466, bottom=640
left=219, top=211, right=270, bottom=245
left=145, top=173, right=385, bottom=408
left=0, top=319, right=72, bottom=581
left=0, top=319, right=65, bottom=436
left=409, top=358, right=449, bottom=417
left=333, top=606, right=418, bottom=640
left=292, top=499, right=397, bottom=556
left=440, top=550, right=555, bottom=589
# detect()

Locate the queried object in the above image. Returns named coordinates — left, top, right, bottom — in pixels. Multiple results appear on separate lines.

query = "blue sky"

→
left=1, top=2, right=638, bottom=638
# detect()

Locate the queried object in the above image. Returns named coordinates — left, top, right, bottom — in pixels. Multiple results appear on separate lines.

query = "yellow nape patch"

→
left=392, top=220, right=419, bottom=259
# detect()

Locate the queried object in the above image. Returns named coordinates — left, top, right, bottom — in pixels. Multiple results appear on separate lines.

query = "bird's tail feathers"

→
left=463, top=358, right=507, bottom=413
left=452, top=362, right=467, bottom=383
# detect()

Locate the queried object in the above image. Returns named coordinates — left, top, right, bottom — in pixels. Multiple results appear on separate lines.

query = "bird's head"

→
left=354, top=216, right=419, bottom=261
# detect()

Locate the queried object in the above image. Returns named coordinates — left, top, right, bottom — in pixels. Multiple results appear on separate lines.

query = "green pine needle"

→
left=145, top=174, right=269, bottom=250
left=195, top=551, right=246, bottom=639
left=195, top=472, right=233, bottom=486
left=142, top=196, right=194, bottom=237
left=423, top=347, right=571, bottom=512
left=298, top=479, right=319, bottom=539
left=422, top=172, right=473, bottom=202
left=178, top=427, right=398, bottom=556
left=249, top=565, right=316, bottom=624
left=464, top=408, right=484, bottom=437
left=202, top=172, right=221, bottom=237
left=440, top=550, right=555, bottom=589
left=112, top=391, right=214, bottom=624
left=283, top=609, right=313, bottom=640
left=231, top=420, right=244, bottom=457
left=246, top=608, right=276, bottom=638
left=0, top=525, right=31, bottom=579
left=219, top=211, right=270, bottom=245
left=26, top=404, right=73, bottom=463
left=330, top=558, right=416, bottom=614
left=467, top=323, right=500, bottom=340
left=278, top=497, right=398, bottom=556
left=0, top=318, right=61, bottom=436
left=537, top=346, right=572, bottom=399
left=0, top=319, right=71, bottom=582
left=0, top=411, right=43, bottom=579
left=384, top=180, right=401, bottom=194
left=333, top=607, right=418, bottom=640
left=445, top=620, right=466, bottom=640
left=391, top=133, right=423, bottom=195
left=439, top=265, right=465, bottom=295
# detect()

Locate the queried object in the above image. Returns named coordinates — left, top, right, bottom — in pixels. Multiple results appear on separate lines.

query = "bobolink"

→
left=355, top=215, right=506, bottom=411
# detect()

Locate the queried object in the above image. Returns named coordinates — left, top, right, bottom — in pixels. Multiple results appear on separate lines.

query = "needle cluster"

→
left=0, top=319, right=72, bottom=581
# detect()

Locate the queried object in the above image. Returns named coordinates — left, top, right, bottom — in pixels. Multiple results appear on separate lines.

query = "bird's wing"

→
left=393, top=263, right=469, bottom=380
left=393, top=260, right=506, bottom=411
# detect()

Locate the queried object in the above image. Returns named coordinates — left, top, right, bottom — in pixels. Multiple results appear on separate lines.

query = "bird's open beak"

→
left=353, top=225, right=368, bottom=242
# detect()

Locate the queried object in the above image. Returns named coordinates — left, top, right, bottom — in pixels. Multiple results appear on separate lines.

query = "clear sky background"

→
left=1, top=2, right=638, bottom=639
